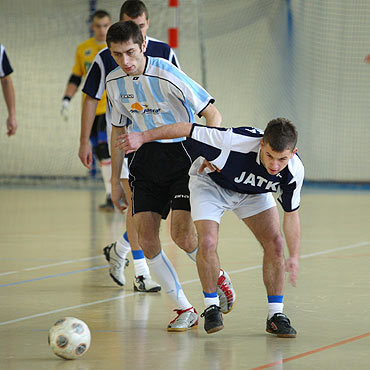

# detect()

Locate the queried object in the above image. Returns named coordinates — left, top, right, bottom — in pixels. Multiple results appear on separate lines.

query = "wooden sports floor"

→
left=0, top=186, right=369, bottom=370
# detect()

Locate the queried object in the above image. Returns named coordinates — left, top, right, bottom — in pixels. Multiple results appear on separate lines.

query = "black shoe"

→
left=99, top=196, right=115, bottom=212
left=200, top=305, right=224, bottom=334
left=266, top=313, right=297, bottom=338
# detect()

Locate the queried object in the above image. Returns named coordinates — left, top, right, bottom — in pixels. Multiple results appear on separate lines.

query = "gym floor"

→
left=0, top=186, right=369, bottom=370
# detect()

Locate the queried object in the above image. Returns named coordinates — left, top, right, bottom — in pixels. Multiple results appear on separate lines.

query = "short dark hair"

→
left=106, top=21, right=144, bottom=49
left=92, top=9, right=111, bottom=20
left=263, top=118, right=298, bottom=152
left=120, top=1, right=149, bottom=21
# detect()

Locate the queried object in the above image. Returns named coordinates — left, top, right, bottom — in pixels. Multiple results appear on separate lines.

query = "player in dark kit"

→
left=118, top=118, right=304, bottom=337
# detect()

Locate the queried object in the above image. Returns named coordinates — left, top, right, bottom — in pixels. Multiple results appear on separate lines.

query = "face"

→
left=109, top=39, right=147, bottom=76
left=122, top=13, right=150, bottom=38
left=92, top=16, right=111, bottom=43
left=259, top=140, right=297, bottom=175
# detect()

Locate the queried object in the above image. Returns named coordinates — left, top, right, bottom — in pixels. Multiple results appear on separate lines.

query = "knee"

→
left=264, top=234, right=284, bottom=258
left=171, top=224, right=196, bottom=251
left=197, top=234, right=218, bottom=257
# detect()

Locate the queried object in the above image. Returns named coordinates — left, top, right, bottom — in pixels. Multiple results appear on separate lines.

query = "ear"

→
left=291, top=147, right=298, bottom=157
left=142, top=39, right=147, bottom=53
left=260, top=138, right=264, bottom=149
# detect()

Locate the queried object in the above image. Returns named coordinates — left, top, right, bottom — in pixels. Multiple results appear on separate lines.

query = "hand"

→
left=197, top=159, right=220, bottom=174
left=115, top=132, right=144, bottom=153
left=78, top=142, right=93, bottom=169
left=6, top=116, right=17, bottom=136
left=111, top=181, right=127, bottom=213
left=61, top=98, right=70, bottom=121
left=286, top=256, right=299, bottom=287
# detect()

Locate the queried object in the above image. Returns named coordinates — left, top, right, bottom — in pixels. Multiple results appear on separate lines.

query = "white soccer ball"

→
left=48, top=317, right=91, bottom=360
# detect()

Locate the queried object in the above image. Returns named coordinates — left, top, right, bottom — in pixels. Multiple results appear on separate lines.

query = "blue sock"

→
left=123, top=231, right=129, bottom=243
left=267, top=295, right=284, bottom=303
left=203, top=291, right=218, bottom=298
left=131, top=249, right=145, bottom=260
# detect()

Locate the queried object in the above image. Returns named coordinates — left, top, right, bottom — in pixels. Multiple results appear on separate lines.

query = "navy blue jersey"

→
left=0, top=44, right=13, bottom=78
left=82, top=36, right=179, bottom=100
left=186, top=124, right=304, bottom=212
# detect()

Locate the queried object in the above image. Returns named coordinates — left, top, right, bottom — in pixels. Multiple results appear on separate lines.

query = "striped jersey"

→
left=186, top=124, right=304, bottom=212
left=71, top=37, right=107, bottom=115
left=0, top=44, right=13, bottom=78
left=106, top=56, right=214, bottom=143
left=82, top=36, right=180, bottom=101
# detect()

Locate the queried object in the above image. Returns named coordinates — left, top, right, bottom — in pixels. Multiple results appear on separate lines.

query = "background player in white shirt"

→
left=118, top=118, right=304, bottom=337
left=80, top=1, right=180, bottom=293
left=106, top=21, right=235, bottom=331
left=0, top=44, right=17, bottom=136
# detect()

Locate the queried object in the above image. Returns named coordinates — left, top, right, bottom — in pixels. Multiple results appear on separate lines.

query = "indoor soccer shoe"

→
left=167, top=307, right=198, bottom=332
left=217, top=269, right=236, bottom=314
left=200, top=305, right=224, bottom=334
left=103, top=243, right=129, bottom=286
left=133, top=275, right=161, bottom=292
left=266, top=313, right=297, bottom=338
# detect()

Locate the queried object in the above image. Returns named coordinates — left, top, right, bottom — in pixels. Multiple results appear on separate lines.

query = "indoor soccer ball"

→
left=48, top=317, right=91, bottom=360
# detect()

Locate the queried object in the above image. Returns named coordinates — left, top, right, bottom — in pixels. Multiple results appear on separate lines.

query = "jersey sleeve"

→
left=186, top=124, right=229, bottom=162
left=277, top=158, right=304, bottom=212
left=82, top=53, right=106, bottom=100
left=106, top=83, right=130, bottom=128
left=0, top=45, right=13, bottom=78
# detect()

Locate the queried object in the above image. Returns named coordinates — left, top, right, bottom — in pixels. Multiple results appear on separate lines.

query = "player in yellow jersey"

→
left=61, top=10, right=114, bottom=211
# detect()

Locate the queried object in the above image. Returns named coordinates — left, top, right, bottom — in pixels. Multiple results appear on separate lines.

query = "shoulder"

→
left=288, top=154, right=304, bottom=179
left=77, top=37, right=94, bottom=51
left=147, top=36, right=171, bottom=50
left=106, top=66, right=126, bottom=84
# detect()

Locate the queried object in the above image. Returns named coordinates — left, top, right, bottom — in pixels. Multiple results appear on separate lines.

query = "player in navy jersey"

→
left=117, top=118, right=304, bottom=337
left=106, top=20, right=236, bottom=331
left=0, top=44, right=17, bottom=136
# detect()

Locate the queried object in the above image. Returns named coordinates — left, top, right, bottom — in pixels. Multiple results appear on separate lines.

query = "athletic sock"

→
left=147, top=250, right=192, bottom=310
left=267, top=295, right=284, bottom=319
left=203, top=291, right=220, bottom=308
left=186, top=246, right=198, bottom=262
left=114, top=232, right=131, bottom=259
left=99, top=159, right=112, bottom=196
left=131, top=249, right=150, bottom=277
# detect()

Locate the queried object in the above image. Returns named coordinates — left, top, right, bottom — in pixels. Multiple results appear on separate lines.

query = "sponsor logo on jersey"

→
left=234, top=172, right=279, bottom=191
left=130, top=102, right=161, bottom=115
left=121, top=94, right=134, bottom=99
left=84, top=48, right=92, bottom=57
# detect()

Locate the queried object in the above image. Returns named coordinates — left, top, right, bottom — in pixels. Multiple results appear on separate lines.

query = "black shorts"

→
left=127, top=141, right=192, bottom=217
left=90, top=114, right=107, bottom=139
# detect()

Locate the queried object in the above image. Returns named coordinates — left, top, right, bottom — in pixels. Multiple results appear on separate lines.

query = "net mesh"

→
left=1, top=0, right=369, bottom=185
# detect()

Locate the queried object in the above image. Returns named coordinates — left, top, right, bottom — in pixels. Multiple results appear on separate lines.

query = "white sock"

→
left=133, top=258, right=150, bottom=277
left=268, top=303, right=284, bottom=319
left=114, top=235, right=131, bottom=259
left=100, top=159, right=112, bottom=196
left=186, top=246, right=198, bottom=262
left=147, top=250, right=192, bottom=310
left=204, top=296, right=220, bottom=308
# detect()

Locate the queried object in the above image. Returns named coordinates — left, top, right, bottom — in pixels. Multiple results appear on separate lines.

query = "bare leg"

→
left=193, top=220, right=220, bottom=294
left=170, top=210, right=198, bottom=253
left=242, top=207, right=285, bottom=295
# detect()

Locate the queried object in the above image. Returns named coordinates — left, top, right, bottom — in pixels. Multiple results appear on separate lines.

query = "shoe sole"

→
left=266, top=328, right=297, bottom=338
left=206, top=324, right=224, bottom=334
left=167, top=323, right=198, bottom=332
left=133, top=284, right=161, bottom=293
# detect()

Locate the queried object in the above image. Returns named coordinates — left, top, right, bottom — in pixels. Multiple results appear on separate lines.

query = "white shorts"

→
left=120, top=157, right=129, bottom=179
left=189, top=158, right=276, bottom=223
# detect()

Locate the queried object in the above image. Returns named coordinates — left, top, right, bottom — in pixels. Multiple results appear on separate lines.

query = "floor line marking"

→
left=0, top=240, right=369, bottom=324
left=249, top=331, right=370, bottom=370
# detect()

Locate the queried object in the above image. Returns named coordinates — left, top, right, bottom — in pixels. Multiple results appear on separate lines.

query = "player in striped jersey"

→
left=106, top=21, right=236, bottom=331
left=1, top=44, right=17, bottom=136
left=61, top=10, right=113, bottom=211
left=118, top=118, right=304, bottom=337
left=81, top=1, right=181, bottom=294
